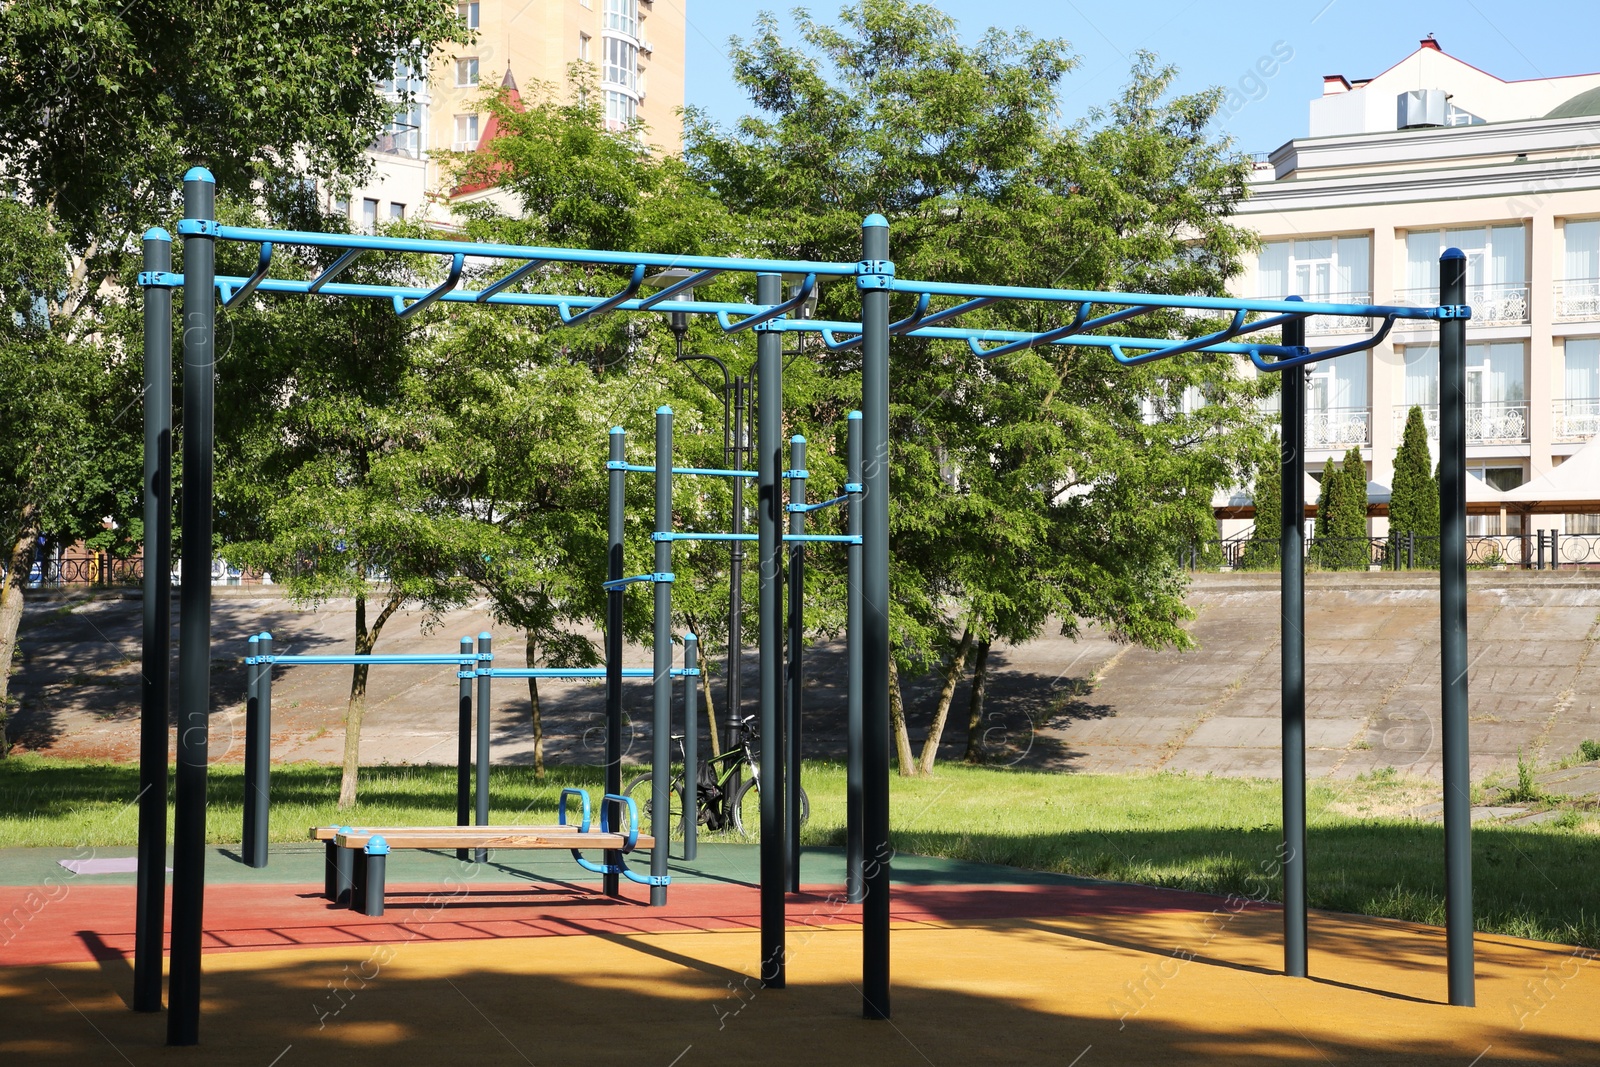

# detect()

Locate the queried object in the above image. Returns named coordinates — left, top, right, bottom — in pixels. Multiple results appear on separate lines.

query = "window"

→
left=362, top=198, right=379, bottom=230
left=457, top=1, right=479, bottom=28
left=375, top=60, right=426, bottom=159
left=389, top=202, right=405, bottom=221
left=453, top=114, right=480, bottom=151
left=1567, top=513, right=1600, bottom=535
left=579, top=32, right=591, bottom=62
left=1445, top=104, right=1485, bottom=126
left=456, top=57, right=480, bottom=87
left=1257, top=235, right=1371, bottom=300
left=1563, top=220, right=1600, bottom=281
left=603, top=36, right=637, bottom=91
left=605, top=90, right=636, bottom=128
left=1404, top=225, right=1526, bottom=292
left=1403, top=342, right=1526, bottom=407
left=332, top=197, right=350, bottom=218
left=603, top=0, right=638, bottom=37
left=1566, top=339, right=1600, bottom=400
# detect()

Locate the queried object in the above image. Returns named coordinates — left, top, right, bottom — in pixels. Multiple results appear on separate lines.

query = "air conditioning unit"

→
left=1397, top=89, right=1447, bottom=129
left=638, top=39, right=653, bottom=55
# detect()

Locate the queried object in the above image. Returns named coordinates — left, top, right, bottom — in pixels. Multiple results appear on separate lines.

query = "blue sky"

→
left=670, top=0, right=1600, bottom=154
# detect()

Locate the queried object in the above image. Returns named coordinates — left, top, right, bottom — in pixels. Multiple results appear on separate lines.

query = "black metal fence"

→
left=10, top=556, right=276, bottom=589
left=1192, top=532, right=1600, bottom=572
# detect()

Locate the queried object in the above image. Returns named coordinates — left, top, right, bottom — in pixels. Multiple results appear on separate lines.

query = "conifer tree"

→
left=1388, top=405, right=1438, bottom=567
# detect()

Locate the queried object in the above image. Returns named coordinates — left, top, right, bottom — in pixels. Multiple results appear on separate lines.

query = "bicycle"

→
left=623, top=713, right=809, bottom=839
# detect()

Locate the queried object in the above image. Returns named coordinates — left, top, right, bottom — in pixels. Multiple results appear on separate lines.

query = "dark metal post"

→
left=135, top=226, right=173, bottom=1013
left=651, top=405, right=674, bottom=906
left=846, top=411, right=864, bottom=904
left=1536, top=530, right=1546, bottom=571
left=168, top=168, right=216, bottom=1047
left=683, top=632, right=699, bottom=860
left=243, top=635, right=261, bottom=861
left=756, top=273, right=787, bottom=986
left=456, top=635, right=472, bottom=862
left=258, top=634, right=273, bottom=853
left=1439, top=248, right=1475, bottom=1006
left=605, top=426, right=625, bottom=897
left=1551, top=530, right=1560, bottom=571
left=860, top=216, right=892, bottom=1020
left=475, top=632, right=492, bottom=862
left=786, top=436, right=806, bottom=893
left=1408, top=531, right=1416, bottom=570
left=727, top=377, right=747, bottom=778
left=1280, top=312, right=1308, bottom=980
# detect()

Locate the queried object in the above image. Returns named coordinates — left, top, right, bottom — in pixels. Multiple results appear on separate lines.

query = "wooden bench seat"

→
left=309, top=823, right=655, bottom=916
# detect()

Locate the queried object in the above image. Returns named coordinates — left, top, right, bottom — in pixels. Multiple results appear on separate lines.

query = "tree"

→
left=1313, top=450, right=1368, bottom=570
left=1237, top=441, right=1281, bottom=571
left=686, top=1, right=1270, bottom=773
left=1389, top=405, right=1438, bottom=567
left=0, top=1, right=468, bottom=752
left=217, top=203, right=489, bottom=807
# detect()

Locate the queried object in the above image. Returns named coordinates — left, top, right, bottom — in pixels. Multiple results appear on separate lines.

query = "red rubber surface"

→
left=0, top=879, right=1260, bottom=967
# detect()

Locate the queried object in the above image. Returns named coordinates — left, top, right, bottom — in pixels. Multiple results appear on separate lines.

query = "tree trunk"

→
left=917, top=623, right=974, bottom=776
left=888, top=657, right=915, bottom=777
left=0, top=536, right=28, bottom=755
left=524, top=630, right=544, bottom=778
left=683, top=611, right=721, bottom=759
left=962, top=639, right=993, bottom=764
left=338, top=591, right=403, bottom=808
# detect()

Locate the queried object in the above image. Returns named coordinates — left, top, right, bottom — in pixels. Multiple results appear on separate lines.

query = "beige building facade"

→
left=329, top=0, right=685, bottom=226
left=1234, top=38, right=1600, bottom=537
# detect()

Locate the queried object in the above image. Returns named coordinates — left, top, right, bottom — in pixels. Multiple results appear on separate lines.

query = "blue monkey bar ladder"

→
left=139, top=167, right=1474, bottom=1045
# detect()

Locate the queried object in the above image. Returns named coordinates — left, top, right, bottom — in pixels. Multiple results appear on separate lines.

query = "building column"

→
left=1527, top=212, right=1556, bottom=481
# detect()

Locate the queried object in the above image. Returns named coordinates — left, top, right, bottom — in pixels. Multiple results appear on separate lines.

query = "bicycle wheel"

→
left=729, top=777, right=810, bottom=838
left=621, top=771, right=686, bottom=842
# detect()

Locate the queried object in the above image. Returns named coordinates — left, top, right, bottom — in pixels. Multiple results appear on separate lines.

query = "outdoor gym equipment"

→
left=138, top=166, right=1478, bottom=1046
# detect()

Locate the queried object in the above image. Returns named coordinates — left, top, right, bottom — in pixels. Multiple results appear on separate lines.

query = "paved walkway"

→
left=9, top=572, right=1600, bottom=781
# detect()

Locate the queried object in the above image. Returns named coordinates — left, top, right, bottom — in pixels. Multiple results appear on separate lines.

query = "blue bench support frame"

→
left=140, top=168, right=1477, bottom=1045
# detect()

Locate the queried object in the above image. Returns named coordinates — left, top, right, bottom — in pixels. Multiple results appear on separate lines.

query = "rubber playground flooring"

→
left=2, top=844, right=1596, bottom=1065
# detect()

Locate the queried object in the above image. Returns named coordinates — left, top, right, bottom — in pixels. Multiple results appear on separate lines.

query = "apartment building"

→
left=330, top=0, right=685, bottom=225
left=1234, top=37, right=1600, bottom=536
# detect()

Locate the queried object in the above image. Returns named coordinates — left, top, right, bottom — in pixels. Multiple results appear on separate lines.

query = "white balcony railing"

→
left=1554, top=279, right=1600, bottom=322
left=1393, top=402, right=1530, bottom=445
left=1554, top=398, right=1600, bottom=442
left=1306, top=406, right=1370, bottom=448
left=1305, top=292, right=1374, bottom=336
left=1394, top=284, right=1529, bottom=329
left=451, top=139, right=480, bottom=152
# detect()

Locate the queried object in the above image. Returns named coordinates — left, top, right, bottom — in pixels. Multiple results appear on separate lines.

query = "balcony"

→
left=1306, top=406, right=1370, bottom=449
left=1304, top=292, right=1374, bottom=336
left=1392, top=402, right=1529, bottom=445
left=1553, top=398, right=1600, bottom=442
left=1554, top=279, right=1600, bottom=322
left=1395, top=284, right=1529, bottom=330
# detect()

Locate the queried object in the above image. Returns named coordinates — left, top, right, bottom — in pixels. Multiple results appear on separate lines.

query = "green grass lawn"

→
left=2, top=754, right=1596, bottom=948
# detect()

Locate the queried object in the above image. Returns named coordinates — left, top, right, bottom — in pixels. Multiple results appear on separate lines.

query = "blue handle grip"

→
left=559, top=788, right=592, bottom=833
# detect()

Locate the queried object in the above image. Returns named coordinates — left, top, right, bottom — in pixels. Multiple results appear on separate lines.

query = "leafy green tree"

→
left=0, top=1, right=468, bottom=752
left=217, top=205, right=491, bottom=808
left=1237, top=442, right=1281, bottom=571
left=686, top=1, right=1269, bottom=772
left=1313, top=450, right=1368, bottom=570
left=1389, top=405, right=1438, bottom=567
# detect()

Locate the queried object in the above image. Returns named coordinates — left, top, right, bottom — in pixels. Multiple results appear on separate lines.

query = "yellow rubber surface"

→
left=3, top=908, right=1596, bottom=1065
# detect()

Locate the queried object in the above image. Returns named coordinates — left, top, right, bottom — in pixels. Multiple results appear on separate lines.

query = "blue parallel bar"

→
left=474, top=258, right=547, bottom=301
left=662, top=532, right=757, bottom=542
left=212, top=225, right=862, bottom=276
left=1249, top=315, right=1400, bottom=371
left=785, top=534, right=861, bottom=544
left=792, top=495, right=848, bottom=512
left=884, top=278, right=1443, bottom=319
left=716, top=273, right=817, bottom=334
left=637, top=268, right=725, bottom=309
left=611, top=463, right=759, bottom=478
left=787, top=318, right=1305, bottom=357
left=220, top=243, right=273, bottom=307
left=558, top=263, right=645, bottom=326
left=215, top=275, right=779, bottom=318
left=395, top=253, right=464, bottom=319
left=485, top=668, right=652, bottom=679
left=263, top=654, right=474, bottom=665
